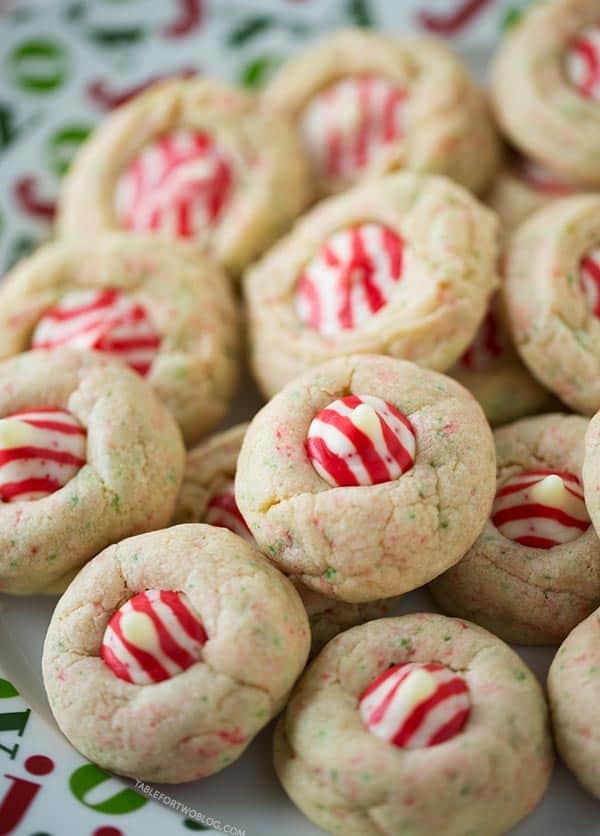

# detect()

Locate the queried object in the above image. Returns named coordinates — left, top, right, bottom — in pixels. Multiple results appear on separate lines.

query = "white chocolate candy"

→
left=306, top=394, right=416, bottom=488
left=492, top=469, right=590, bottom=549
left=359, top=662, right=471, bottom=750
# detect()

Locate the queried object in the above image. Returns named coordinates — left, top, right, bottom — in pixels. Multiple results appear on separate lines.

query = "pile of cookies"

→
left=2, top=2, right=600, bottom=833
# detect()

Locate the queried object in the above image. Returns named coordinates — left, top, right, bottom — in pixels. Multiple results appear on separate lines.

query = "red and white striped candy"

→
left=458, top=300, right=506, bottom=373
left=580, top=246, right=600, bottom=318
left=206, top=478, right=254, bottom=543
left=0, top=407, right=86, bottom=502
left=295, top=223, right=404, bottom=338
left=300, top=76, right=406, bottom=183
left=32, top=289, right=161, bottom=377
left=115, top=129, right=234, bottom=239
left=359, top=662, right=471, bottom=749
left=566, top=25, right=600, bottom=101
left=491, top=469, right=591, bottom=549
left=101, top=589, right=207, bottom=685
left=517, top=156, right=577, bottom=196
left=306, top=394, right=416, bottom=488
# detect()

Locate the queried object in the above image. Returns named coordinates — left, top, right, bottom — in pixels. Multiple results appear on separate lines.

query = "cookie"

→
left=430, top=413, right=600, bottom=645
left=0, top=234, right=239, bottom=445
left=0, top=349, right=185, bottom=595
left=56, top=77, right=312, bottom=276
left=491, top=0, right=600, bottom=187
left=547, top=606, right=600, bottom=799
left=264, top=28, right=499, bottom=197
left=274, top=614, right=553, bottom=836
left=582, top=408, right=600, bottom=540
left=504, top=194, right=600, bottom=414
left=173, top=423, right=391, bottom=654
left=244, top=172, right=499, bottom=398
left=448, top=293, right=551, bottom=426
left=42, top=524, right=310, bottom=783
left=487, top=153, right=586, bottom=242
left=235, top=354, right=496, bottom=603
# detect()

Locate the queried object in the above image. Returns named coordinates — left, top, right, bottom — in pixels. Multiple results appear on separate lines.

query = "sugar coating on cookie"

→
left=57, top=78, right=312, bottom=276
left=42, top=524, right=311, bottom=783
left=245, top=172, right=499, bottom=398
left=548, top=606, right=600, bottom=799
left=491, top=1, right=600, bottom=187
left=274, top=614, right=553, bottom=836
left=0, top=407, right=86, bottom=502
left=32, top=288, right=161, bottom=377
left=295, top=223, right=403, bottom=337
left=358, top=662, right=470, bottom=749
left=491, top=470, right=590, bottom=549
left=306, top=394, right=416, bottom=487
left=115, top=130, right=234, bottom=240
left=205, top=477, right=253, bottom=542
left=431, top=413, right=600, bottom=645
left=299, top=76, right=406, bottom=187
left=566, top=25, right=600, bottom=101
left=101, top=589, right=207, bottom=685
left=265, top=29, right=499, bottom=197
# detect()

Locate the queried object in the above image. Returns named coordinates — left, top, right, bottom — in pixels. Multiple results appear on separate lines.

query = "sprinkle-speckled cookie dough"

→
left=264, top=28, right=499, bottom=197
left=56, top=78, right=313, bottom=276
left=0, top=234, right=239, bottom=446
left=491, top=0, right=600, bottom=187
left=431, top=413, right=600, bottom=645
left=274, top=614, right=553, bottom=836
left=244, top=172, right=499, bottom=398
left=173, top=423, right=392, bottom=654
left=42, top=524, right=310, bottom=783
left=504, top=194, right=600, bottom=415
left=548, top=605, right=600, bottom=799
left=448, top=293, right=551, bottom=426
left=235, top=354, right=496, bottom=603
left=0, top=349, right=185, bottom=595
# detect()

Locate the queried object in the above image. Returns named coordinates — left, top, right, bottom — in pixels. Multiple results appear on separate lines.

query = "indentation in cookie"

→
left=458, top=300, right=506, bottom=372
left=358, top=661, right=471, bottom=749
left=0, top=407, right=86, bottom=502
left=101, top=589, right=207, bottom=685
left=566, top=25, right=600, bottom=101
left=295, top=223, right=404, bottom=337
left=299, top=76, right=406, bottom=183
left=580, top=246, right=600, bottom=317
left=491, top=470, right=591, bottom=549
left=206, top=477, right=254, bottom=542
left=306, top=394, right=416, bottom=487
left=114, top=129, right=234, bottom=238
left=32, top=288, right=161, bottom=376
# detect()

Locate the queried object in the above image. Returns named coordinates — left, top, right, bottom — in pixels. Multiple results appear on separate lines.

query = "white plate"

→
left=0, top=1, right=599, bottom=834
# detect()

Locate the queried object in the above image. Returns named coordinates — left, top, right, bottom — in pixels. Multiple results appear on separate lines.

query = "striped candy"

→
left=458, top=300, right=505, bottom=372
left=491, top=469, right=591, bottom=549
left=295, top=223, right=404, bottom=338
left=359, top=662, right=471, bottom=749
left=306, top=394, right=416, bottom=488
left=300, top=76, right=406, bottom=183
left=101, top=589, right=207, bottom=685
left=205, top=478, right=254, bottom=543
left=114, top=129, right=234, bottom=239
left=32, top=288, right=161, bottom=377
left=566, top=25, right=600, bottom=101
left=517, top=157, right=576, bottom=196
left=580, top=246, right=600, bottom=318
left=0, top=407, right=86, bottom=502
